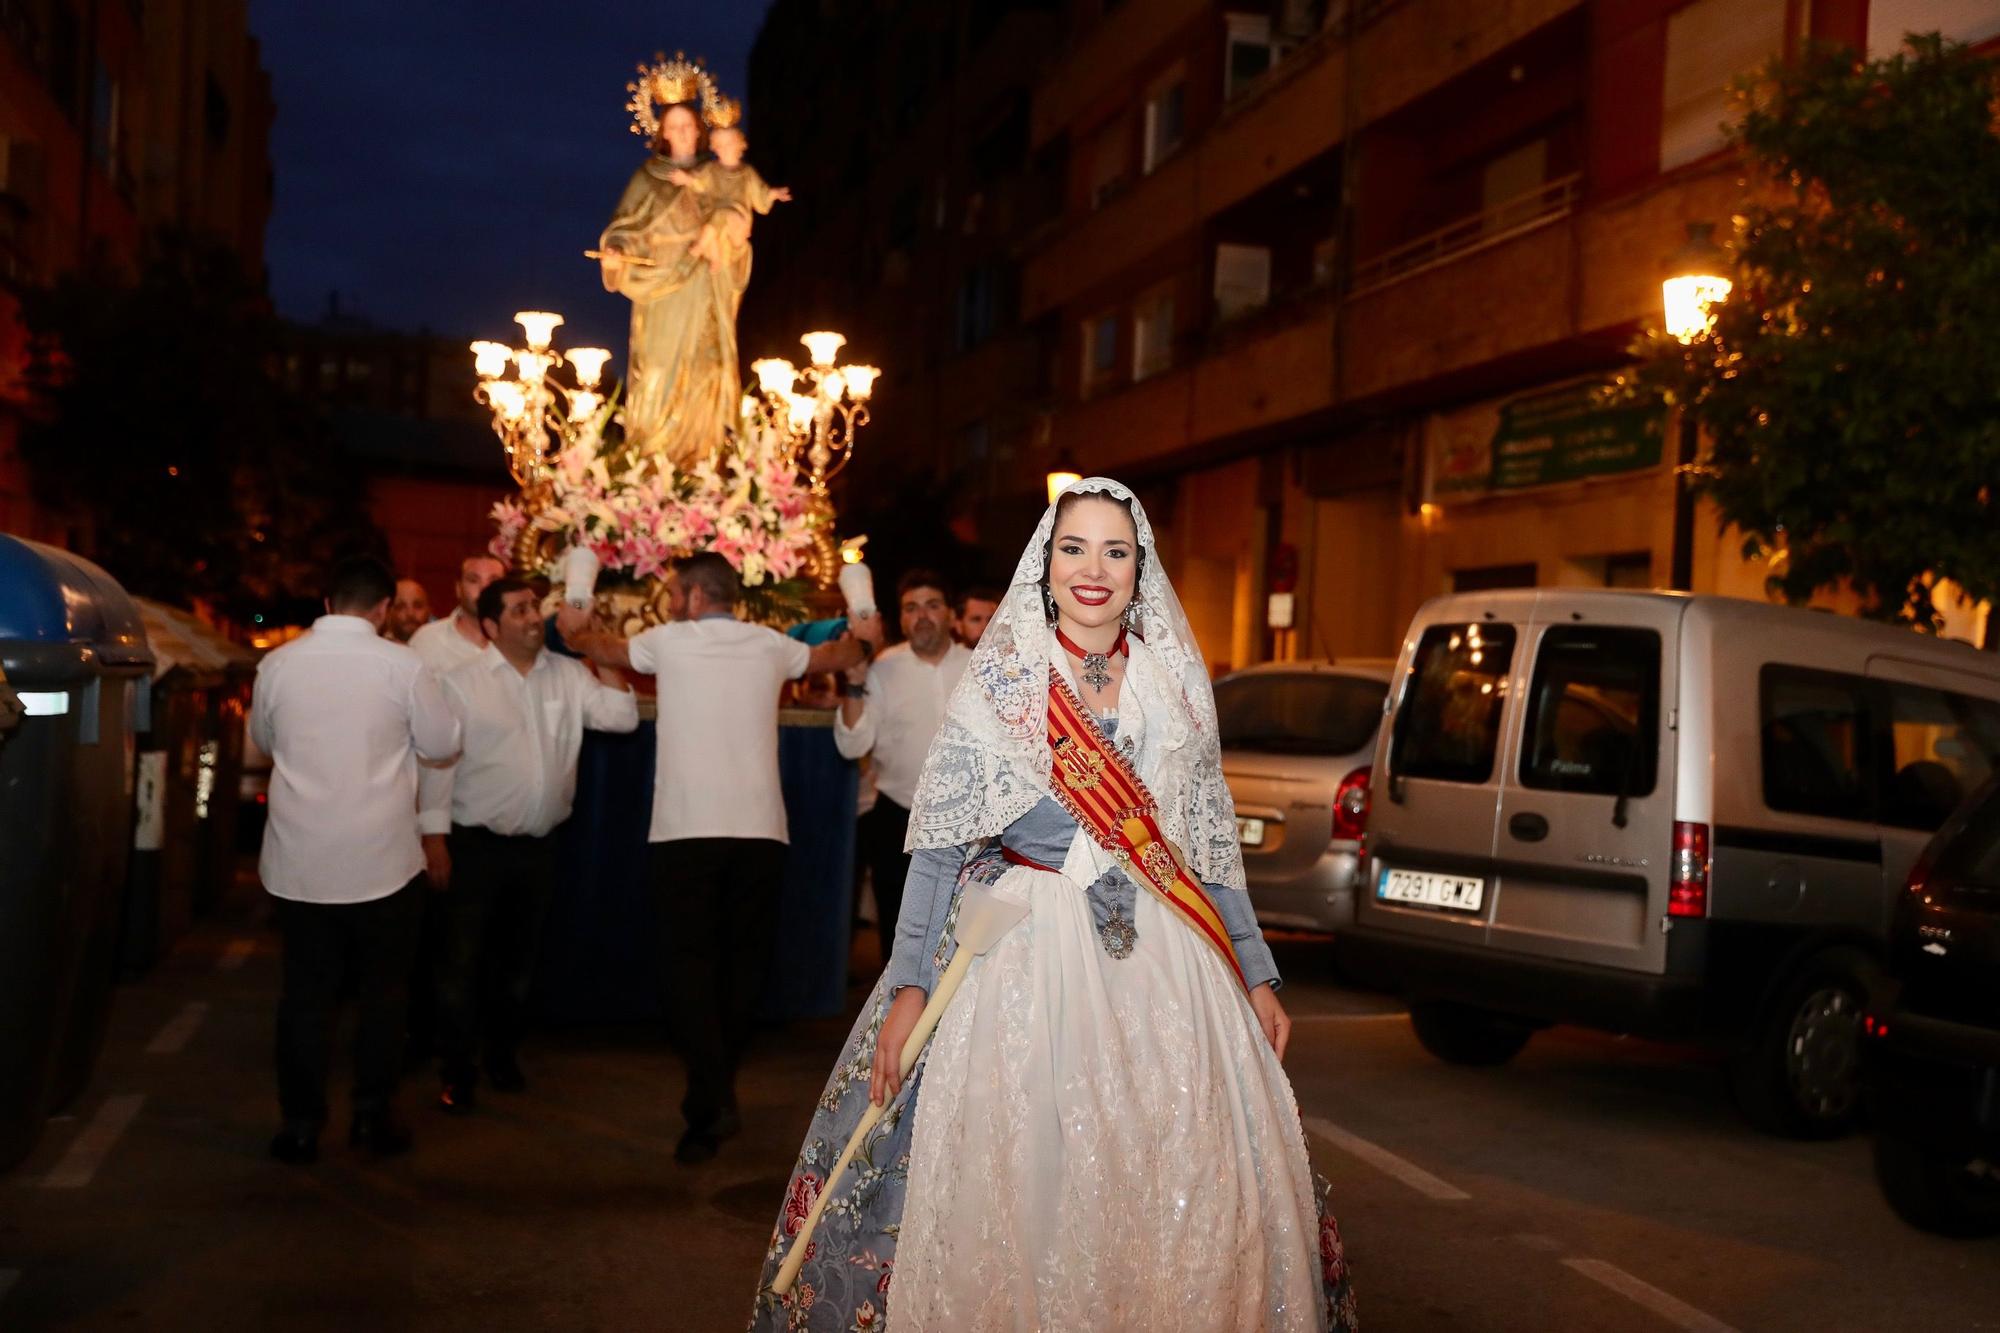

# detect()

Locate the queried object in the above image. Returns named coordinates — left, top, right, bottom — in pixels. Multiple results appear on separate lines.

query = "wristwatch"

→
left=839, top=680, right=868, bottom=699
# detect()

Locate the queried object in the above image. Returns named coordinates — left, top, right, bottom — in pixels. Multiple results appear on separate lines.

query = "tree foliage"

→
left=1636, top=33, right=2000, bottom=629
left=17, top=232, right=383, bottom=619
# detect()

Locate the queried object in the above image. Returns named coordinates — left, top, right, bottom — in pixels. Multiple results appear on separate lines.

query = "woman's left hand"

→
left=1249, top=984, right=1290, bottom=1062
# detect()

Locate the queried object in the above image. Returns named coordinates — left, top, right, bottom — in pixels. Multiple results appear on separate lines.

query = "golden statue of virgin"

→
left=596, top=55, right=753, bottom=468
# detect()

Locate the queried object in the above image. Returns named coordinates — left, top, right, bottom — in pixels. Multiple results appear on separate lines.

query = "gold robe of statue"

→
left=597, top=155, right=751, bottom=468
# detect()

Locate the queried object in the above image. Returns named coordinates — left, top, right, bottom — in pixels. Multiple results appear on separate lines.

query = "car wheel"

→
left=1731, top=946, right=1869, bottom=1139
left=1408, top=1002, right=1532, bottom=1067
left=1873, top=1132, right=2000, bottom=1238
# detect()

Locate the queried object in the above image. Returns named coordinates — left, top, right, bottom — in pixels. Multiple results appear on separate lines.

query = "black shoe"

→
left=711, top=1106, right=742, bottom=1142
left=484, top=1058, right=526, bottom=1094
left=437, top=1080, right=476, bottom=1116
left=268, top=1124, right=320, bottom=1165
left=673, top=1128, right=721, bottom=1165
left=350, top=1114, right=413, bottom=1157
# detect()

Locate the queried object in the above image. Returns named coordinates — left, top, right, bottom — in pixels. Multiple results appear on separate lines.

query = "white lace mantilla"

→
left=903, top=477, right=1247, bottom=892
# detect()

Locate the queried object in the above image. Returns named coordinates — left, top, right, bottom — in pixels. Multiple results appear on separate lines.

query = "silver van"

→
left=1338, top=590, right=2000, bottom=1137
left=1216, top=660, right=1393, bottom=933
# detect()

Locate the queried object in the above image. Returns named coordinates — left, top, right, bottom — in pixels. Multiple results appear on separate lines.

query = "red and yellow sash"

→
left=1044, top=669, right=1247, bottom=992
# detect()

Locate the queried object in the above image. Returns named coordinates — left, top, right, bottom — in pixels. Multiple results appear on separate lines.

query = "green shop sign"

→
left=1433, top=381, right=1665, bottom=496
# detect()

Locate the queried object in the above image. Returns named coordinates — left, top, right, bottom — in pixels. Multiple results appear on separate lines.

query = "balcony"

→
left=1350, top=172, right=1581, bottom=295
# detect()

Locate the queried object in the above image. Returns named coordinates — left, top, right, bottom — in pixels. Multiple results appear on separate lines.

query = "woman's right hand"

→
left=869, top=986, right=928, bottom=1106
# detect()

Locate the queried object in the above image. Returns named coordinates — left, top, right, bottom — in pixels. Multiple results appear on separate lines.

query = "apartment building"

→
left=743, top=0, right=1067, bottom=569
left=0, top=0, right=273, bottom=541
left=1022, top=0, right=1994, bottom=669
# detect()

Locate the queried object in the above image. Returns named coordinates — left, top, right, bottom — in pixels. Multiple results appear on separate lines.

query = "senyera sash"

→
left=1043, top=668, right=1248, bottom=992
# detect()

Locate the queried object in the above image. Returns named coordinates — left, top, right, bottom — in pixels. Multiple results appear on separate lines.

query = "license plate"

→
left=1236, top=817, right=1266, bottom=847
left=1377, top=866, right=1485, bottom=913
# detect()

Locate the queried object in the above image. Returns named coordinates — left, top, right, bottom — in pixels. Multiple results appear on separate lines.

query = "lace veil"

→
left=903, top=476, right=1247, bottom=892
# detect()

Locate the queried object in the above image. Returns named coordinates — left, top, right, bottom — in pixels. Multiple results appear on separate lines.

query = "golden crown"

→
left=707, top=96, right=742, bottom=131
left=626, top=51, right=722, bottom=141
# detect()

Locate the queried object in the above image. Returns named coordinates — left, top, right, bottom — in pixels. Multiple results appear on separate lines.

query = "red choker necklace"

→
left=1055, top=625, right=1128, bottom=691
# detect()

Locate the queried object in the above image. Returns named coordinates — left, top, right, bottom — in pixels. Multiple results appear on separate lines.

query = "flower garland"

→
left=490, top=405, right=814, bottom=589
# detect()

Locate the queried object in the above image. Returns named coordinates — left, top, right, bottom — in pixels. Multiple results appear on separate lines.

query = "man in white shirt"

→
left=421, top=577, right=640, bottom=1113
left=405, top=552, right=502, bottom=1062
left=250, top=556, right=461, bottom=1165
left=408, top=553, right=504, bottom=674
left=570, top=551, right=882, bottom=1164
left=834, top=569, right=971, bottom=966
left=386, top=578, right=432, bottom=644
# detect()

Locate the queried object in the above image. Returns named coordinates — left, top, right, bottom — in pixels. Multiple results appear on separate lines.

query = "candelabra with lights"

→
left=471, top=311, right=613, bottom=490
left=747, top=331, right=878, bottom=587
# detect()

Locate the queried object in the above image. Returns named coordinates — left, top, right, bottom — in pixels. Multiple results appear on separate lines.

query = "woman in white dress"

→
left=749, top=478, right=1356, bottom=1332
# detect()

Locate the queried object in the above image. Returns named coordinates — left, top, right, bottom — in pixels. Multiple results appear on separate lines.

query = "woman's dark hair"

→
left=1041, top=489, right=1145, bottom=596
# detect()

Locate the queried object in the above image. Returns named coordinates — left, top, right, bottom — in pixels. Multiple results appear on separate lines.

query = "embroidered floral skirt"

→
left=749, top=862, right=1357, bottom=1332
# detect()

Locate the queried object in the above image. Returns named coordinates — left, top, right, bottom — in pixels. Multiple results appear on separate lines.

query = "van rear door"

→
left=1486, top=598, right=1683, bottom=974
left=1361, top=607, right=1524, bottom=950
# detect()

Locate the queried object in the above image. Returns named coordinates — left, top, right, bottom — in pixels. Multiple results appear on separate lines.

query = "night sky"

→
left=249, top=0, right=774, bottom=354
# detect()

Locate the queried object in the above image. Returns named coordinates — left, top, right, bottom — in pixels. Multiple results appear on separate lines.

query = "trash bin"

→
left=0, top=535, right=154, bottom=1171
left=123, top=599, right=256, bottom=971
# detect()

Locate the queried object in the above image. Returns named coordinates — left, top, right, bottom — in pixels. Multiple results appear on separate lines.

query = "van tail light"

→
left=1669, top=820, right=1709, bottom=918
left=1333, top=766, right=1371, bottom=844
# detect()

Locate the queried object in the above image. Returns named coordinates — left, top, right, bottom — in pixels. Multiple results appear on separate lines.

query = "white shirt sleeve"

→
left=408, top=665, right=461, bottom=764
left=831, top=664, right=877, bottom=760
left=578, top=663, right=641, bottom=733
left=248, top=660, right=279, bottom=757
left=627, top=624, right=670, bottom=677
left=775, top=630, right=812, bottom=681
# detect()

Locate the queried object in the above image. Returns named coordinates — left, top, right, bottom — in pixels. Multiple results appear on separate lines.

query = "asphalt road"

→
left=5, top=913, right=1997, bottom=1331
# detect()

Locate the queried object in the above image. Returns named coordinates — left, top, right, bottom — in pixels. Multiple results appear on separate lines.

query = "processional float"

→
left=474, top=52, right=878, bottom=629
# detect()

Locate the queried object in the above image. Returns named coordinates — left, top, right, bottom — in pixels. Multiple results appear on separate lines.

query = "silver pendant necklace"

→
left=1056, top=624, right=1127, bottom=693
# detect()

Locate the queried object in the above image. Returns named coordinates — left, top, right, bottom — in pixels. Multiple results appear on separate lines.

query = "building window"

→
left=1480, top=137, right=1549, bottom=231
left=1225, top=13, right=1274, bottom=101
left=957, top=262, right=1014, bottom=352
left=1213, top=243, right=1272, bottom=322
left=1132, top=286, right=1175, bottom=381
left=1660, top=0, right=1783, bottom=171
left=1082, top=312, right=1119, bottom=397
left=1142, top=75, right=1185, bottom=174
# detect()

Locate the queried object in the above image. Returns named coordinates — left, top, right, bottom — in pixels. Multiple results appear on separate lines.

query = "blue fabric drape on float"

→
left=532, top=718, right=857, bottom=1024
left=768, top=717, right=857, bottom=1021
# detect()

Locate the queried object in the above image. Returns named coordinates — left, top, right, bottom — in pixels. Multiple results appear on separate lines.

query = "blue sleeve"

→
left=1207, top=883, right=1281, bottom=991
left=885, top=846, right=965, bottom=996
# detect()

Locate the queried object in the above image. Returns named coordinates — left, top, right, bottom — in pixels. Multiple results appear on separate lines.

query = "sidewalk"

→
left=2, top=879, right=866, bottom=1331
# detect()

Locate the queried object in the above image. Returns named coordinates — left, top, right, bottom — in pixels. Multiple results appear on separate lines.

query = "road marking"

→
left=1304, top=1115, right=1471, bottom=1201
left=1562, top=1258, right=1739, bottom=1333
left=1291, top=1011, right=1406, bottom=1024
left=41, top=1094, right=146, bottom=1189
left=145, top=1001, right=210, bottom=1055
left=217, top=939, right=255, bottom=971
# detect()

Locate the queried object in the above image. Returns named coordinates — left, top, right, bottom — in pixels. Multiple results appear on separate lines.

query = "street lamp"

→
left=1662, top=221, right=1732, bottom=591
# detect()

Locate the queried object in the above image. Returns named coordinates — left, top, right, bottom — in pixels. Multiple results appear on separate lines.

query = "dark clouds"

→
left=251, top=1, right=771, bottom=352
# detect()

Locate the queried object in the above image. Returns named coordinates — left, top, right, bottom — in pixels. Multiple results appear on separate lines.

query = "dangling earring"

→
left=1041, top=583, right=1059, bottom=624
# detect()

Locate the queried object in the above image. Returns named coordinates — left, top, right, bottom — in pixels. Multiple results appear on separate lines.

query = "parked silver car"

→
left=1217, top=660, right=1394, bottom=934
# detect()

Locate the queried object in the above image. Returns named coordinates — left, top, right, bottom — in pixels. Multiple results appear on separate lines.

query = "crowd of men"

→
left=248, top=550, right=996, bottom=1168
